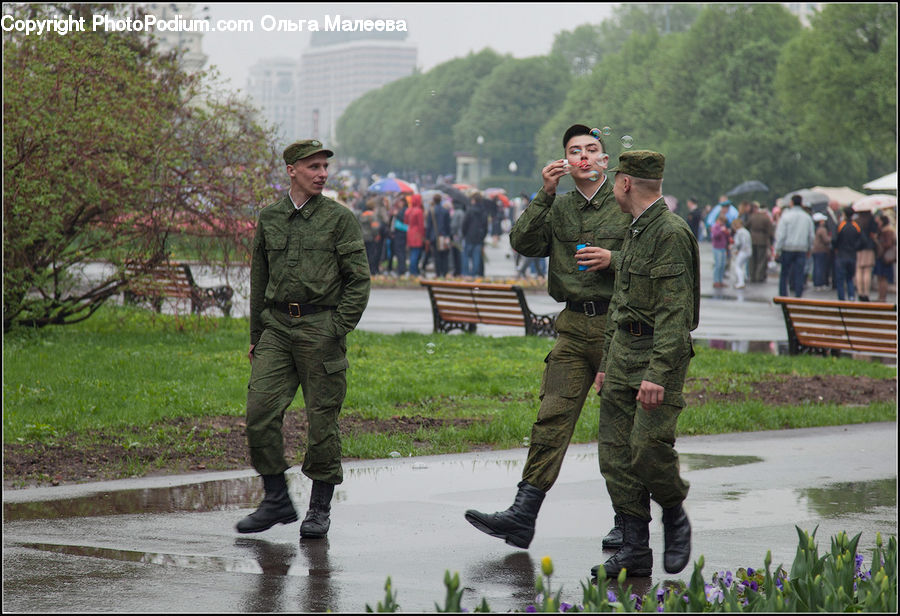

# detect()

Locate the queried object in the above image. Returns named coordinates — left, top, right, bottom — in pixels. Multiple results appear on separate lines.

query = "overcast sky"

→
left=201, top=3, right=618, bottom=90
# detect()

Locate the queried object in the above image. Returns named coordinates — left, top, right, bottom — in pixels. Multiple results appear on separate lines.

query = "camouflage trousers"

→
left=597, top=329, right=691, bottom=521
left=522, top=309, right=608, bottom=492
left=245, top=308, right=349, bottom=483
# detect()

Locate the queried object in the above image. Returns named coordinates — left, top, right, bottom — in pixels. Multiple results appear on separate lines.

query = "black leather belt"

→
left=270, top=302, right=335, bottom=318
left=566, top=299, right=609, bottom=317
left=620, top=321, right=654, bottom=337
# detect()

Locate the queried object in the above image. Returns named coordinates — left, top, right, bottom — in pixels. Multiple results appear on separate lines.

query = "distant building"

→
left=144, top=2, right=208, bottom=73
left=246, top=58, right=301, bottom=142
left=297, top=28, right=417, bottom=146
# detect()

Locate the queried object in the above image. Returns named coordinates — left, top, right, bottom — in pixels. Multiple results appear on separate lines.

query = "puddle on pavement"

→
left=4, top=476, right=265, bottom=521
left=6, top=454, right=761, bottom=522
left=800, top=478, right=897, bottom=517
left=678, top=453, right=763, bottom=471
left=15, top=541, right=264, bottom=574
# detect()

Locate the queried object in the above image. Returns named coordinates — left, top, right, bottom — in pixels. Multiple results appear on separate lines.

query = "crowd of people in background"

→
left=347, top=187, right=513, bottom=280
left=683, top=193, right=896, bottom=302
left=341, top=176, right=896, bottom=303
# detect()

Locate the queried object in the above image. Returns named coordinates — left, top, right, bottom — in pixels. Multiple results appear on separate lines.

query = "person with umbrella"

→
left=854, top=210, right=879, bottom=301
left=705, top=195, right=739, bottom=233
left=874, top=213, right=896, bottom=302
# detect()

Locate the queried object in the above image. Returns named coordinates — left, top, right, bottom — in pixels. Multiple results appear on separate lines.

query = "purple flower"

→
left=750, top=581, right=758, bottom=592
left=560, top=602, right=573, bottom=612
left=775, top=577, right=783, bottom=591
left=525, top=606, right=537, bottom=613
left=607, top=590, right=618, bottom=602
left=656, top=587, right=666, bottom=600
left=724, top=571, right=733, bottom=587
left=747, top=567, right=755, bottom=576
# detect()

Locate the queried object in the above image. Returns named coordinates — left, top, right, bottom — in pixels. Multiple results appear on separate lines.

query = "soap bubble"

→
left=602, top=126, right=612, bottom=136
left=621, top=135, right=634, bottom=148
left=414, top=119, right=422, bottom=127
left=588, top=170, right=600, bottom=182
left=430, top=89, right=437, bottom=97
left=425, top=342, right=436, bottom=354
left=590, top=128, right=602, bottom=139
left=522, top=436, right=530, bottom=447
left=389, top=451, right=401, bottom=458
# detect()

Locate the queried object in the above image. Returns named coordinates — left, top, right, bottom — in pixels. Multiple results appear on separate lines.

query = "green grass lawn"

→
left=4, top=306, right=896, bottom=461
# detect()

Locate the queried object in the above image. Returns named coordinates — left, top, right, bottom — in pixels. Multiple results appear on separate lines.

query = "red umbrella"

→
left=484, top=188, right=511, bottom=207
left=369, top=178, right=415, bottom=193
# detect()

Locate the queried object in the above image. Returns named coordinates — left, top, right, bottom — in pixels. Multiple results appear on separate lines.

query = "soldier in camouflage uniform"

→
left=465, top=124, right=632, bottom=549
left=591, top=150, right=699, bottom=579
left=236, top=140, right=370, bottom=539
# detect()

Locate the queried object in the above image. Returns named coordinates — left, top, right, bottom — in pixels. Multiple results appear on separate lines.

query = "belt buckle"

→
left=629, top=321, right=641, bottom=336
left=288, top=303, right=302, bottom=318
left=583, top=301, right=596, bottom=317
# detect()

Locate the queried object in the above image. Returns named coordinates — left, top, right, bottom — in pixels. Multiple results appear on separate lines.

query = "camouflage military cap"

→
left=283, top=139, right=334, bottom=165
left=608, top=150, right=665, bottom=179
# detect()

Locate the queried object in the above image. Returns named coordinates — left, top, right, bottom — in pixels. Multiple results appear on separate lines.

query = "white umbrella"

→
left=862, top=171, right=897, bottom=191
left=852, top=194, right=897, bottom=212
left=811, top=186, right=867, bottom=206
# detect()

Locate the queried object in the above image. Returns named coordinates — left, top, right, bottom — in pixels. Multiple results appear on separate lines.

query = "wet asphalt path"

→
left=3, top=423, right=897, bottom=612
left=3, top=237, right=896, bottom=611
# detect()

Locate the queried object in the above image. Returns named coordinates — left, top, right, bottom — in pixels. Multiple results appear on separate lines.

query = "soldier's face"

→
left=565, top=135, right=608, bottom=179
left=288, top=153, right=329, bottom=198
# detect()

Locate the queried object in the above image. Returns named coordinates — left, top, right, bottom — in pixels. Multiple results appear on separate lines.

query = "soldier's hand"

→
left=248, top=344, right=255, bottom=363
left=542, top=159, right=569, bottom=196
left=576, top=246, right=613, bottom=271
left=593, top=371, right=605, bottom=394
left=636, top=380, right=665, bottom=411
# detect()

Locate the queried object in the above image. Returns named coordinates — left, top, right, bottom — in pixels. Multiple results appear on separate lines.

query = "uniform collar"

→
left=575, top=174, right=609, bottom=209
left=629, top=197, right=666, bottom=235
left=278, top=192, right=322, bottom=219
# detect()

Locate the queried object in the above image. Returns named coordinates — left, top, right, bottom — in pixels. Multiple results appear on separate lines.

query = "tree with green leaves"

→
left=453, top=55, right=571, bottom=179
left=337, top=50, right=505, bottom=176
left=3, top=4, right=279, bottom=331
left=775, top=3, right=897, bottom=181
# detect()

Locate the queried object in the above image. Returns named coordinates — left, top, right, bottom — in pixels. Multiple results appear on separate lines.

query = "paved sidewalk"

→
left=3, top=423, right=897, bottom=612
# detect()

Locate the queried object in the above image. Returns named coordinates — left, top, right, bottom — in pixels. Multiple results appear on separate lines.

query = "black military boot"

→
left=662, top=502, right=691, bottom=573
left=591, top=514, right=652, bottom=578
left=464, top=481, right=546, bottom=549
left=601, top=514, right=624, bottom=550
left=299, top=480, right=335, bottom=539
left=236, top=473, right=298, bottom=533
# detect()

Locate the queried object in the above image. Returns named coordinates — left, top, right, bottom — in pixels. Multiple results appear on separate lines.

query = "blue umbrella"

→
left=706, top=202, right=739, bottom=228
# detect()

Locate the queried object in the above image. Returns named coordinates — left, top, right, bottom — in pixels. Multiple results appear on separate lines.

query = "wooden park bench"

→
left=420, top=279, right=558, bottom=337
left=773, top=296, right=897, bottom=358
left=123, top=261, right=234, bottom=316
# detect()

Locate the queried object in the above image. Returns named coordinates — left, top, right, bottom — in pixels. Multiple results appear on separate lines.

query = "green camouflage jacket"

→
left=600, top=197, right=700, bottom=385
left=249, top=193, right=370, bottom=345
left=509, top=179, right=630, bottom=303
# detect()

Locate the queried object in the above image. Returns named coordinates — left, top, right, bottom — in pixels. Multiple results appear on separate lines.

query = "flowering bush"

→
left=366, top=528, right=897, bottom=612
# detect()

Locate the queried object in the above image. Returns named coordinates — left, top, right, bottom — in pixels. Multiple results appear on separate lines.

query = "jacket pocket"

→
left=301, top=237, right=338, bottom=281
